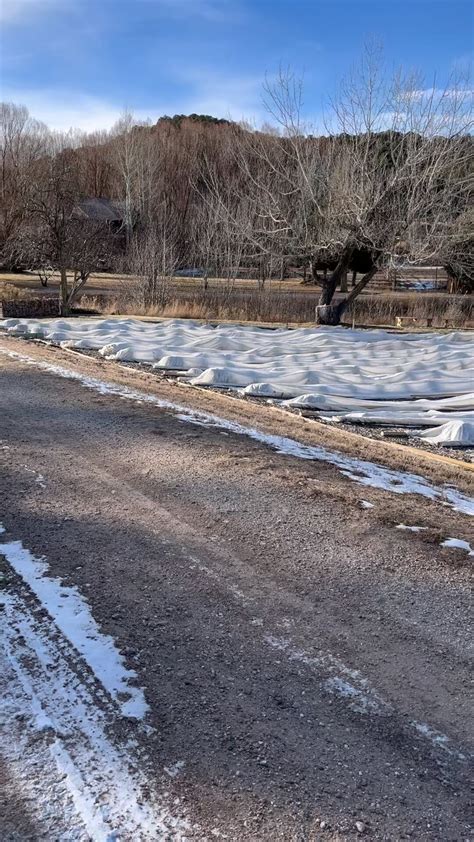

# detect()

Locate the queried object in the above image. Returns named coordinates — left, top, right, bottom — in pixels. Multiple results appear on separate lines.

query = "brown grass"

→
left=1, top=269, right=472, bottom=329
left=81, top=286, right=473, bottom=329
left=0, top=282, right=30, bottom=301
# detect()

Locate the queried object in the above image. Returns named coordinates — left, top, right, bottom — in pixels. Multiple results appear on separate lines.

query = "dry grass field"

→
left=1, top=268, right=472, bottom=329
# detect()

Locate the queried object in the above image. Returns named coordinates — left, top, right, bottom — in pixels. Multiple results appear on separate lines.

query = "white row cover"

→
left=2, top=317, right=473, bottom=445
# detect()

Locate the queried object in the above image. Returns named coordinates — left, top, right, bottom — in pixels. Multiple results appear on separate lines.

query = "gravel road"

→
left=0, top=338, right=472, bottom=841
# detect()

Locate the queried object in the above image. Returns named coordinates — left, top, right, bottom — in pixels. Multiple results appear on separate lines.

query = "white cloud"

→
left=1, top=0, right=240, bottom=26
left=0, top=0, right=67, bottom=24
left=406, top=87, right=474, bottom=102
left=2, top=69, right=267, bottom=132
left=0, top=89, right=129, bottom=132
left=167, top=66, right=267, bottom=124
left=141, top=0, right=241, bottom=23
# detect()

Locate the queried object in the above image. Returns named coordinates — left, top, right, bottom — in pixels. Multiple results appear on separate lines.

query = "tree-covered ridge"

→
left=157, top=114, right=233, bottom=126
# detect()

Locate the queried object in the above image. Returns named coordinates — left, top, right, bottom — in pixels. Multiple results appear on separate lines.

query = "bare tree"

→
left=224, top=50, right=473, bottom=324
left=443, top=208, right=474, bottom=293
left=9, top=134, right=118, bottom=311
left=0, top=102, right=48, bottom=258
left=2, top=225, right=54, bottom=285
left=79, top=130, right=114, bottom=198
left=111, top=111, right=144, bottom=246
left=191, top=190, right=222, bottom=288
left=312, top=48, right=474, bottom=322
left=198, top=148, right=270, bottom=288
left=64, top=217, right=118, bottom=306
left=128, top=211, right=180, bottom=311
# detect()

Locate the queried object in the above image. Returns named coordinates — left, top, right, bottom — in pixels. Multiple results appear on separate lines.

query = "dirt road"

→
left=0, top=337, right=472, bottom=841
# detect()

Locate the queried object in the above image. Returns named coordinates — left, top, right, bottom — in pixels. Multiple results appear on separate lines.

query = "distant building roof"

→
left=73, top=198, right=125, bottom=222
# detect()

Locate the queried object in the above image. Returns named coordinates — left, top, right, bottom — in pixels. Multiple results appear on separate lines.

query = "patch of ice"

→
left=0, top=531, right=148, bottom=718
left=440, top=537, right=474, bottom=556
left=360, top=500, right=375, bottom=509
left=1, top=348, right=473, bottom=517
left=264, top=634, right=292, bottom=653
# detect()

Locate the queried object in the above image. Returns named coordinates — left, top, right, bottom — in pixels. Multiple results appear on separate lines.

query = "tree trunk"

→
left=66, top=272, right=90, bottom=310
left=342, top=267, right=378, bottom=308
left=318, top=245, right=354, bottom=306
left=59, top=267, right=69, bottom=315
left=309, top=261, right=322, bottom=285
left=315, top=301, right=346, bottom=325
left=316, top=266, right=378, bottom=326
left=351, top=269, right=357, bottom=287
left=340, top=271, right=348, bottom=293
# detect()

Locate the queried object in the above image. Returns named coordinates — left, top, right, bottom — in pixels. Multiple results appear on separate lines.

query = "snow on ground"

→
left=440, top=537, right=474, bottom=556
left=263, top=634, right=390, bottom=716
left=1, top=317, right=473, bottom=446
left=395, top=524, right=428, bottom=532
left=1, top=536, right=148, bottom=718
left=1, top=347, right=474, bottom=516
left=0, top=526, right=190, bottom=840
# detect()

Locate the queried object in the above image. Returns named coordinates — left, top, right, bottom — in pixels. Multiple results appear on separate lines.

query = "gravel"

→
left=0, top=338, right=472, bottom=840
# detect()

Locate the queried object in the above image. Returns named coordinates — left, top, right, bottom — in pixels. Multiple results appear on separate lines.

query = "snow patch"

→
left=410, top=720, right=466, bottom=759
left=440, top=537, right=474, bottom=556
left=412, top=722, right=449, bottom=746
left=0, top=530, right=148, bottom=718
left=324, top=677, right=384, bottom=714
left=395, top=523, right=428, bottom=532
left=0, top=589, right=190, bottom=839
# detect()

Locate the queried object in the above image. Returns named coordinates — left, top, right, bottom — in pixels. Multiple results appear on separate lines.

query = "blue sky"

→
left=1, top=0, right=472, bottom=131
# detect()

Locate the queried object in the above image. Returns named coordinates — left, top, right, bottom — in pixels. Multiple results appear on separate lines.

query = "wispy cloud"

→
left=0, top=0, right=69, bottom=24
left=169, top=66, right=266, bottom=122
left=0, top=88, right=126, bottom=132
left=139, top=0, right=242, bottom=24
left=407, top=87, right=474, bottom=101
left=1, top=68, right=267, bottom=132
